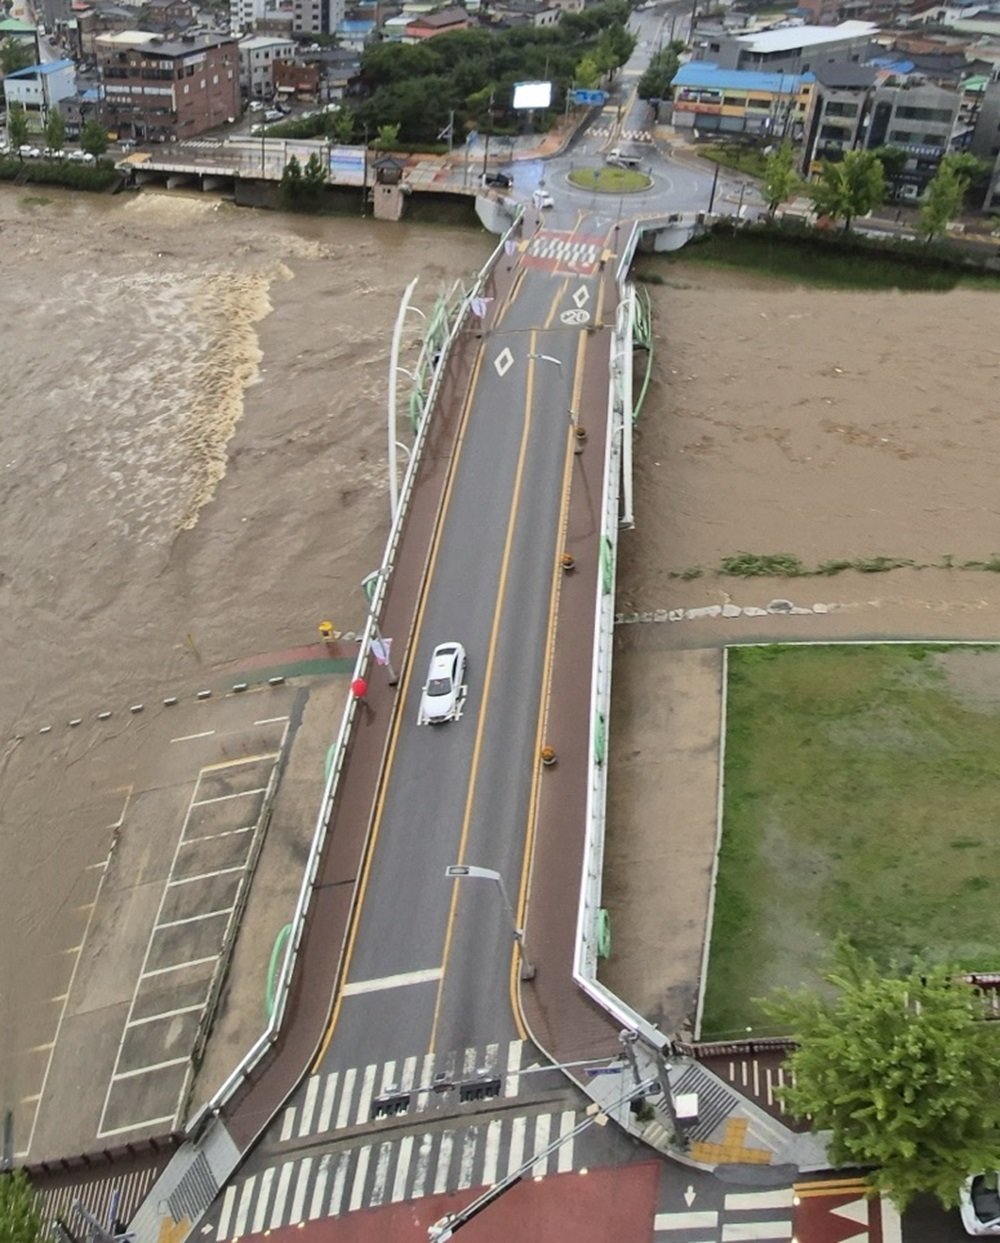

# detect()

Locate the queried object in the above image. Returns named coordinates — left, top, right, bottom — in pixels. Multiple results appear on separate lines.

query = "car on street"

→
left=481, top=170, right=512, bottom=189
left=605, top=147, right=642, bottom=169
left=18, top=145, right=41, bottom=159
left=532, top=188, right=554, bottom=210
left=961, top=1174, right=1000, bottom=1235
left=418, top=642, right=467, bottom=725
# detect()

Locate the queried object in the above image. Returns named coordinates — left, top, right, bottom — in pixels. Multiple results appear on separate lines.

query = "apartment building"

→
left=800, top=61, right=877, bottom=168
left=97, top=30, right=240, bottom=141
left=865, top=79, right=962, bottom=194
left=238, top=34, right=295, bottom=98
left=230, top=0, right=268, bottom=36
left=292, top=0, right=345, bottom=36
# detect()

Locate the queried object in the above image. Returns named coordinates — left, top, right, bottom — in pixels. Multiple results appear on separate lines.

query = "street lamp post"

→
left=445, top=865, right=535, bottom=981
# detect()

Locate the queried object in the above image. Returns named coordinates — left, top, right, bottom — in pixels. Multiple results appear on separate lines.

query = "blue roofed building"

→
left=3, top=58, right=76, bottom=129
left=670, top=61, right=814, bottom=139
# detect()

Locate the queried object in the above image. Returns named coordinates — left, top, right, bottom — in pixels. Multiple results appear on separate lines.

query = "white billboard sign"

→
left=512, top=80, right=553, bottom=110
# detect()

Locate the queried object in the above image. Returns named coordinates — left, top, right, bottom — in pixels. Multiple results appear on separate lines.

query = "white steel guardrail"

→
left=573, top=220, right=683, bottom=1054
left=187, top=211, right=524, bottom=1134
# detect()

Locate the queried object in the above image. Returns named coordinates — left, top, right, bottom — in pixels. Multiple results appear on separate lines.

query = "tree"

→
left=637, top=46, right=680, bottom=102
left=44, top=107, right=65, bottom=153
left=7, top=100, right=28, bottom=152
left=919, top=160, right=967, bottom=241
left=0, top=1168, right=44, bottom=1243
left=0, top=36, right=33, bottom=78
left=809, top=149, right=885, bottom=231
left=324, top=107, right=355, bottom=144
left=574, top=55, right=602, bottom=90
left=301, top=151, right=327, bottom=206
left=80, top=117, right=108, bottom=156
left=278, top=153, right=303, bottom=207
left=762, top=141, right=798, bottom=216
left=872, top=145, right=907, bottom=197
left=764, top=945, right=1000, bottom=1210
left=373, top=121, right=400, bottom=150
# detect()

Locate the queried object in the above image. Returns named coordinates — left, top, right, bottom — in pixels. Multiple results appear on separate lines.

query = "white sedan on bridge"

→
left=418, top=642, right=467, bottom=725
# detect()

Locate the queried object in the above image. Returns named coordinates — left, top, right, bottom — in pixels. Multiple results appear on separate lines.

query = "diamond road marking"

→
left=494, top=347, right=514, bottom=377
left=572, top=284, right=590, bottom=308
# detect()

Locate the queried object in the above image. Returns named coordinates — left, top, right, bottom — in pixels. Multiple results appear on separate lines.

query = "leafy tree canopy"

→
left=0, top=37, right=33, bottom=77
left=7, top=100, right=29, bottom=149
left=764, top=944, right=1000, bottom=1210
left=80, top=116, right=109, bottom=155
left=762, top=141, right=798, bottom=215
left=809, top=148, right=885, bottom=230
left=44, top=107, right=65, bottom=151
left=637, top=45, right=680, bottom=101
left=0, top=1169, right=44, bottom=1243
left=919, top=159, right=966, bottom=240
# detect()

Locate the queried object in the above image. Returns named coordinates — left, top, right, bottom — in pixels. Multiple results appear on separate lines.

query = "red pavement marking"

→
left=265, top=1163, right=660, bottom=1243
left=794, top=1185, right=883, bottom=1243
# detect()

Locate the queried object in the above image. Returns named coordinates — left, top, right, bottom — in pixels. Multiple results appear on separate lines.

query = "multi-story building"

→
left=403, top=6, right=472, bottom=39
left=230, top=0, right=269, bottom=36
left=669, top=62, right=813, bottom=139
left=800, top=61, right=877, bottom=169
left=97, top=30, right=240, bottom=142
left=692, top=20, right=878, bottom=74
left=292, top=0, right=345, bottom=37
left=3, top=58, right=76, bottom=129
left=864, top=79, right=962, bottom=195
left=0, top=17, right=40, bottom=61
left=238, top=34, right=295, bottom=99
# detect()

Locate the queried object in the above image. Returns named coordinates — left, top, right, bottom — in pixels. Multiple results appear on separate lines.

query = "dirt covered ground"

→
left=603, top=261, right=1000, bottom=1037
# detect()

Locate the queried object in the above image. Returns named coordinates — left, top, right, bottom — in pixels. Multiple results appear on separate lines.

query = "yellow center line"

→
left=310, top=338, right=489, bottom=1071
left=426, top=331, right=542, bottom=1052
left=508, top=328, right=589, bottom=1032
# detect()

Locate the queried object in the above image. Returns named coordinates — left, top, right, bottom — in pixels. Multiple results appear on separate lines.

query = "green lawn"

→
left=568, top=166, right=651, bottom=193
left=701, top=644, right=1000, bottom=1039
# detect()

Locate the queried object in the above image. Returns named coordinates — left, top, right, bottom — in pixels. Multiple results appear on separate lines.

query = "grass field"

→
left=700, top=644, right=1000, bottom=1040
left=568, top=166, right=651, bottom=193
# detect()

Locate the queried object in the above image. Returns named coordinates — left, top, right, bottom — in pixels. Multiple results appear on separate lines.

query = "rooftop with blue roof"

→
left=671, top=62, right=814, bottom=91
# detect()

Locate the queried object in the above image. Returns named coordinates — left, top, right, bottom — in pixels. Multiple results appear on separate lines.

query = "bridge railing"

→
left=187, top=211, right=524, bottom=1133
left=572, top=225, right=666, bottom=1054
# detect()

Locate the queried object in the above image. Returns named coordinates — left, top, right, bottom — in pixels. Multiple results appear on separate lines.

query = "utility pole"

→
left=481, top=88, right=495, bottom=178
left=361, top=122, right=368, bottom=217
left=707, top=159, right=719, bottom=214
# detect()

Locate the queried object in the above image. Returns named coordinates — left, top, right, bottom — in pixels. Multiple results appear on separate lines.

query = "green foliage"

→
left=0, top=36, right=33, bottom=77
left=672, top=217, right=1000, bottom=290
left=278, top=152, right=327, bottom=211
left=567, top=164, right=650, bottom=192
left=920, top=160, right=967, bottom=241
left=872, top=144, right=907, bottom=181
left=373, top=121, right=400, bottom=150
left=698, top=140, right=767, bottom=179
left=637, top=45, right=679, bottom=101
left=0, top=153, right=118, bottom=189
left=810, top=149, right=886, bottom=231
left=44, top=108, right=65, bottom=152
left=719, top=551, right=805, bottom=577
left=351, top=3, right=634, bottom=143
left=327, top=107, right=355, bottom=144
left=574, top=54, right=602, bottom=90
left=762, top=141, right=798, bottom=216
left=764, top=945, right=1000, bottom=1209
left=7, top=101, right=28, bottom=150
left=0, top=1168, right=44, bottom=1243
left=80, top=117, right=109, bottom=156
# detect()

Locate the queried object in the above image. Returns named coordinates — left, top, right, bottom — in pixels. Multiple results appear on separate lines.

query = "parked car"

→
left=263, top=109, right=284, bottom=123
left=248, top=100, right=265, bottom=111
left=418, top=642, right=467, bottom=725
left=18, top=145, right=41, bottom=159
left=481, top=170, right=512, bottom=189
left=67, top=149, right=95, bottom=162
left=961, top=1174, right=1000, bottom=1236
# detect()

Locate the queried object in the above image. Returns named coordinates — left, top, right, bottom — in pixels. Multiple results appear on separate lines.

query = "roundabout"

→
left=567, top=165, right=653, bottom=193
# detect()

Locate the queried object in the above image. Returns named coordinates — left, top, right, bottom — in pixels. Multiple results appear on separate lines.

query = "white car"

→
left=418, top=642, right=467, bottom=725
left=532, top=188, right=554, bottom=210
left=18, top=144, right=41, bottom=159
left=961, top=1174, right=1000, bottom=1235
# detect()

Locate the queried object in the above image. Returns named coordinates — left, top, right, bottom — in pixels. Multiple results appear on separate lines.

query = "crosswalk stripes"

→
left=217, top=1107, right=578, bottom=1238
left=588, top=127, right=655, bottom=143
left=276, top=1039, right=526, bottom=1144
left=525, top=234, right=602, bottom=275
left=35, top=1162, right=163, bottom=1237
left=654, top=1188, right=794, bottom=1242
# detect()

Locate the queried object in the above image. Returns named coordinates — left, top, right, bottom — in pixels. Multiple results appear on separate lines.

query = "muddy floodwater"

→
left=0, top=186, right=492, bottom=1133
